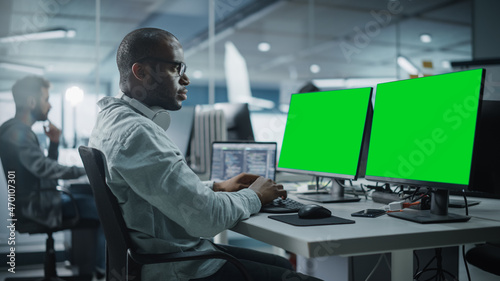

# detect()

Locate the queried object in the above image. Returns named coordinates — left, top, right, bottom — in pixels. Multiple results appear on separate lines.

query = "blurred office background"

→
left=0, top=0, right=499, bottom=278
left=1, top=0, right=499, bottom=157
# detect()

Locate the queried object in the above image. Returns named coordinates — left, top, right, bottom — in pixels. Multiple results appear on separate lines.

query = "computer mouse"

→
left=298, top=204, right=332, bottom=219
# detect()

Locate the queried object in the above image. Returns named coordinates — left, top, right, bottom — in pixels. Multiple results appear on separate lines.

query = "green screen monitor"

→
left=366, top=68, right=485, bottom=223
left=278, top=87, right=373, bottom=203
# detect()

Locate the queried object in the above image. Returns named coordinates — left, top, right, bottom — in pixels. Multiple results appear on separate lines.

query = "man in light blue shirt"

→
left=89, top=28, right=322, bottom=281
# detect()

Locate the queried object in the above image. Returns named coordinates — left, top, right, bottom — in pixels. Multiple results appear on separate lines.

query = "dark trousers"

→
left=61, top=192, right=105, bottom=271
left=191, top=244, right=323, bottom=281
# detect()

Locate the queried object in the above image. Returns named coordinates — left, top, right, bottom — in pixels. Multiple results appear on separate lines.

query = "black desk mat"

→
left=268, top=214, right=355, bottom=226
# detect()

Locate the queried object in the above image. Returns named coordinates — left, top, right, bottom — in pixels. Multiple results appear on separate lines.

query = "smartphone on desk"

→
left=351, top=209, right=386, bottom=218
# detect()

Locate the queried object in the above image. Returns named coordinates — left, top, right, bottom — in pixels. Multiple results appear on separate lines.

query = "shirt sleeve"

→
left=16, top=126, right=85, bottom=180
left=47, top=141, right=59, bottom=160
left=108, top=123, right=261, bottom=238
left=202, top=181, right=215, bottom=190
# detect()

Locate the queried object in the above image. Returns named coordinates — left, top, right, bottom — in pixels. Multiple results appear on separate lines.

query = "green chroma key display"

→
left=278, top=87, right=372, bottom=179
left=366, top=69, right=484, bottom=186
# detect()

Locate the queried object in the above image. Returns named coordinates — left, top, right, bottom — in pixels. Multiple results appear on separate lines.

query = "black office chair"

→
left=466, top=243, right=500, bottom=276
left=5, top=191, right=97, bottom=281
left=0, top=161, right=98, bottom=281
left=78, top=146, right=252, bottom=281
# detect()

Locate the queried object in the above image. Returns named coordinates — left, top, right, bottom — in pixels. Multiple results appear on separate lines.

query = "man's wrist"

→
left=249, top=189, right=263, bottom=205
left=213, top=182, right=222, bottom=192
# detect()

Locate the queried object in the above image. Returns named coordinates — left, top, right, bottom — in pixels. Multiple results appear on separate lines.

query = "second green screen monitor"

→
left=365, top=69, right=484, bottom=187
left=278, top=87, right=373, bottom=179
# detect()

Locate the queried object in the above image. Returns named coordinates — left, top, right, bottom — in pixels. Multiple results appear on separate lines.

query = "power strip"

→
left=371, top=191, right=401, bottom=204
left=372, top=191, right=430, bottom=210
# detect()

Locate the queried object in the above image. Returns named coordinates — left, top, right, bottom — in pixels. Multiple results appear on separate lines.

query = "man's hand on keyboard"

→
left=249, top=176, right=287, bottom=206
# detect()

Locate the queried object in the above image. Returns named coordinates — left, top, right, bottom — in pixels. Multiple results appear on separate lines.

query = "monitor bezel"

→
left=365, top=68, right=485, bottom=191
left=277, top=87, right=374, bottom=181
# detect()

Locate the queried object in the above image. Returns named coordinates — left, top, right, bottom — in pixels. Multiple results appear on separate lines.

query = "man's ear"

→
left=131, top=63, right=146, bottom=80
left=27, top=96, right=36, bottom=110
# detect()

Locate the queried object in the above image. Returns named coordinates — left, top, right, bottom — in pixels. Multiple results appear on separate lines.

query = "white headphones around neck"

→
left=120, top=93, right=171, bottom=131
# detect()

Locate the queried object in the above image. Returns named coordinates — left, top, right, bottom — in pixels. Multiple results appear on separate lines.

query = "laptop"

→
left=210, top=141, right=277, bottom=181
left=210, top=141, right=306, bottom=213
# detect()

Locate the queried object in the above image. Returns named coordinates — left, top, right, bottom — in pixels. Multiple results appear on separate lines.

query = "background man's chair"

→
left=466, top=243, right=500, bottom=276
left=78, top=146, right=252, bottom=281
left=0, top=160, right=99, bottom=281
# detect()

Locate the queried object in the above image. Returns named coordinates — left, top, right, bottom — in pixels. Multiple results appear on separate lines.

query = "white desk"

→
left=465, top=196, right=500, bottom=222
left=231, top=196, right=500, bottom=280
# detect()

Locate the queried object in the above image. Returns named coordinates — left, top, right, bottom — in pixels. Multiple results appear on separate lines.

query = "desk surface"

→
left=465, top=196, right=500, bottom=221
left=231, top=195, right=500, bottom=258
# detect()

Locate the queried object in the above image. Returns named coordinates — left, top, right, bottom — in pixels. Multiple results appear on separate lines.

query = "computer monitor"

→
left=447, top=100, right=500, bottom=205
left=187, top=103, right=254, bottom=179
left=464, top=100, right=500, bottom=198
left=365, top=68, right=485, bottom=223
left=278, top=87, right=373, bottom=203
left=213, top=103, right=254, bottom=141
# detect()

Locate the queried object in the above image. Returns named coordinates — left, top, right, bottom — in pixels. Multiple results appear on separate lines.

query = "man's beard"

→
left=32, top=107, right=48, bottom=121
left=153, top=90, right=182, bottom=111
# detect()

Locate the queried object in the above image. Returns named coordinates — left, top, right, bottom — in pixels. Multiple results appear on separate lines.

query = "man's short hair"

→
left=116, top=28, right=178, bottom=88
left=11, top=76, right=50, bottom=108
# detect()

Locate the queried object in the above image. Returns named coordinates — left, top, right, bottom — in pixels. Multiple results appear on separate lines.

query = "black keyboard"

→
left=260, top=198, right=306, bottom=213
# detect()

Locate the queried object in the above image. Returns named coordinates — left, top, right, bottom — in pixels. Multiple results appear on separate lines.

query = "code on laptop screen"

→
left=210, top=142, right=277, bottom=181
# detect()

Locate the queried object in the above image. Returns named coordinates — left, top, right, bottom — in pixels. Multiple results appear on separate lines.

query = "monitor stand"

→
left=388, top=189, right=471, bottom=224
left=297, top=177, right=361, bottom=203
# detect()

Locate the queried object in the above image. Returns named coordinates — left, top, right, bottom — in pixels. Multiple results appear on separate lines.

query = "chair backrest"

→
left=466, top=244, right=500, bottom=276
left=78, top=146, right=134, bottom=280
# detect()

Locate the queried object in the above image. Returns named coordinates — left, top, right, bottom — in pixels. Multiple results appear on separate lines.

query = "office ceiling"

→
left=0, top=0, right=473, bottom=94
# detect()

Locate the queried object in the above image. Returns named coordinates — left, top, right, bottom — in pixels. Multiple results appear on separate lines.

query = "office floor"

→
left=0, top=231, right=275, bottom=281
left=2, top=256, right=499, bottom=281
left=0, top=262, right=96, bottom=281
left=1, top=231, right=498, bottom=281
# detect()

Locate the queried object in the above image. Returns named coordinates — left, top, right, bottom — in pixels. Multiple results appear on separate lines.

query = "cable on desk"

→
left=334, top=178, right=344, bottom=188
left=404, top=186, right=422, bottom=202
left=462, top=189, right=469, bottom=216
left=358, top=183, right=369, bottom=199
left=335, top=178, right=367, bottom=199
left=318, top=177, right=331, bottom=189
left=348, top=179, right=369, bottom=199
left=311, top=176, right=330, bottom=191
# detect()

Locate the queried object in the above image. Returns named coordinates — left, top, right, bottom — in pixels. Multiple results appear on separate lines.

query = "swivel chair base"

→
left=5, top=233, right=94, bottom=281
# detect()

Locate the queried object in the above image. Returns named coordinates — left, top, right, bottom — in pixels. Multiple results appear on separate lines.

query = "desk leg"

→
left=391, top=250, right=413, bottom=281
